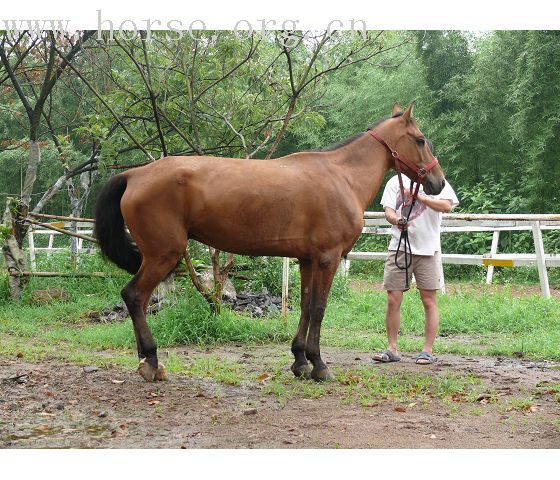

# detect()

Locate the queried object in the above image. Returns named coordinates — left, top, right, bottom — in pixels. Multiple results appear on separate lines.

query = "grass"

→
left=1, top=251, right=560, bottom=373
left=261, top=366, right=488, bottom=409
left=316, top=285, right=560, bottom=359
left=499, top=397, right=536, bottom=413
left=183, top=356, right=246, bottom=385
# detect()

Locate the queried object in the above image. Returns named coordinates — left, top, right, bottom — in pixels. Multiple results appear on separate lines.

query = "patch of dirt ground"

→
left=1, top=345, right=559, bottom=449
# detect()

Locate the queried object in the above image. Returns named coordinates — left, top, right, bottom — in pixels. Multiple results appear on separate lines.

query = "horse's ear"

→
left=402, top=102, right=415, bottom=124
left=392, top=103, right=403, bottom=116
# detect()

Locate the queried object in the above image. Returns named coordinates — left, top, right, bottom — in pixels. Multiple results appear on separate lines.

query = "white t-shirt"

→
left=380, top=175, right=459, bottom=255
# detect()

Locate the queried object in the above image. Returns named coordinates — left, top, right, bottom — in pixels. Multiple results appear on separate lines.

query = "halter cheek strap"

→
left=367, top=129, right=440, bottom=289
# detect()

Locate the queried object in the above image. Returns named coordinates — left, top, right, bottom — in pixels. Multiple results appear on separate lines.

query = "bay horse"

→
left=94, top=103, right=445, bottom=382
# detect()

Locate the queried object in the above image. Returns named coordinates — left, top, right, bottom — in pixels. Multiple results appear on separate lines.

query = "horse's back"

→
left=120, top=154, right=364, bottom=258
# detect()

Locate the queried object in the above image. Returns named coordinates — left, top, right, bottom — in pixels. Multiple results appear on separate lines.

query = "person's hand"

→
left=396, top=217, right=408, bottom=231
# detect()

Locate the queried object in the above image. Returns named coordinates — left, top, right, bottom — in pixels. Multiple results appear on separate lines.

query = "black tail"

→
left=94, top=174, right=141, bottom=274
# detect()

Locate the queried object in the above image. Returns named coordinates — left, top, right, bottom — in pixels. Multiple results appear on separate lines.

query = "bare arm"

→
left=384, top=207, right=408, bottom=231
left=417, top=194, right=453, bottom=213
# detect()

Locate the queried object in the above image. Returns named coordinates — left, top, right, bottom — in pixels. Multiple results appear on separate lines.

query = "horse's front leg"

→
left=291, top=259, right=313, bottom=379
left=305, top=255, right=340, bottom=381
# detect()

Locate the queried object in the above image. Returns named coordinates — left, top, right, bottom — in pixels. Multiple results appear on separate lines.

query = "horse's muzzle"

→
left=424, top=177, right=445, bottom=195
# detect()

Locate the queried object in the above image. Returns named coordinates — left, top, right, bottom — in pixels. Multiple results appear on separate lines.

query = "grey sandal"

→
left=415, top=351, right=436, bottom=364
left=373, top=349, right=401, bottom=363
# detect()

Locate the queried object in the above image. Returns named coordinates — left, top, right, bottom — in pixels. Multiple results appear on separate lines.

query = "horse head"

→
left=377, top=102, right=446, bottom=195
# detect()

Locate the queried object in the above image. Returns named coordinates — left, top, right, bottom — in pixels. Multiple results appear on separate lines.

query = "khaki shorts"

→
left=383, top=250, right=442, bottom=291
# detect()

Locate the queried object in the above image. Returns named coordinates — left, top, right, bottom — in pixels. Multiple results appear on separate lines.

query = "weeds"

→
left=499, top=397, right=536, bottom=413
left=262, top=367, right=487, bottom=410
left=183, top=356, right=246, bottom=385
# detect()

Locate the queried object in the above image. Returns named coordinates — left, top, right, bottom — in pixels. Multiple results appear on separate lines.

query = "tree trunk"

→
left=3, top=140, right=42, bottom=297
left=67, top=177, right=80, bottom=269
left=21, top=140, right=41, bottom=209
left=2, top=199, right=27, bottom=299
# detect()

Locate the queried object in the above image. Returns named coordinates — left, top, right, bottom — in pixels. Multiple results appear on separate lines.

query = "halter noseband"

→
left=367, top=129, right=440, bottom=289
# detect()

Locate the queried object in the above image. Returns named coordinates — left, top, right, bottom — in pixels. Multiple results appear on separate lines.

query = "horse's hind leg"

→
left=291, top=259, right=313, bottom=378
left=305, top=254, right=340, bottom=381
left=122, top=252, right=182, bottom=382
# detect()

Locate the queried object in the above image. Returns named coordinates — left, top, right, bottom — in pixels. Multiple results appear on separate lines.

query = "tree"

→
left=0, top=30, right=95, bottom=297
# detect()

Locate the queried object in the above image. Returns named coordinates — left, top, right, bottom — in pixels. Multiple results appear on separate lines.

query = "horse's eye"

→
left=416, top=138, right=426, bottom=146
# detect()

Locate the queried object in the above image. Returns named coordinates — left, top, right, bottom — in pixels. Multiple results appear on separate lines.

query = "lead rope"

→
left=394, top=177, right=422, bottom=289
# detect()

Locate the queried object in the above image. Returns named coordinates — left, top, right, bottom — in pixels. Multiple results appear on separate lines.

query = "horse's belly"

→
left=189, top=225, right=310, bottom=257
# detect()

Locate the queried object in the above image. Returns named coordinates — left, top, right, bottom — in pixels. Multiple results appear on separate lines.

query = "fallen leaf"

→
left=46, top=391, right=55, bottom=397
left=111, top=379, right=125, bottom=384
left=529, top=405, right=537, bottom=413
left=394, top=406, right=406, bottom=413
left=407, top=402, right=417, bottom=408
left=256, top=373, right=270, bottom=382
left=148, top=400, right=161, bottom=406
left=16, top=352, right=24, bottom=359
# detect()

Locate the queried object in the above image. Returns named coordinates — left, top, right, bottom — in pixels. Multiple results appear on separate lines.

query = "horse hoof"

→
left=138, top=359, right=168, bottom=382
left=154, top=363, right=168, bottom=381
left=311, top=366, right=333, bottom=382
left=291, top=362, right=312, bottom=379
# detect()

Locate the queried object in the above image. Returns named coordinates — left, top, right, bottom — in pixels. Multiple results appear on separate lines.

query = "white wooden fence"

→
left=27, top=221, right=97, bottom=271
left=281, top=213, right=560, bottom=310
left=25, top=213, right=560, bottom=317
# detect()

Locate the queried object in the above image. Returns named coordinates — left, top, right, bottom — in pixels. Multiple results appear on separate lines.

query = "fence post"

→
left=532, top=221, right=550, bottom=298
left=339, top=257, right=350, bottom=277
left=47, top=232, right=54, bottom=258
left=438, top=254, right=446, bottom=295
left=281, top=257, right=290, bottom=325
left=27, top=225, right=37, bottom=272
left=486, top=230, right=500, bottom=284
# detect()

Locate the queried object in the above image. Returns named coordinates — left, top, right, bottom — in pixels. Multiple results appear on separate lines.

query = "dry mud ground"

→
left=1, top=345, right=559, bottom=449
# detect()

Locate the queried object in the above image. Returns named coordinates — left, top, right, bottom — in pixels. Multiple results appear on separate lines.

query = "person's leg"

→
left=385, top=290, right=404, bottom=353
left=418, top=288, right=439, bottom=362
left=375, top=251, right=408, bottom=361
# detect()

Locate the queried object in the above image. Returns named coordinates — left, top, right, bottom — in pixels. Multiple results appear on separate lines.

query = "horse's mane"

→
left=320, top=111, right=404, bottom=152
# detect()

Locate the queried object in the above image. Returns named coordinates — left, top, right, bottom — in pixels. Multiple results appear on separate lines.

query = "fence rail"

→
left=20, top=213, right=559, bottom=306
left=281, top=212, right=560, bottom=306
left=27, top=220, right=97, bottom=271
left=356, top=213, right=559, bottom=297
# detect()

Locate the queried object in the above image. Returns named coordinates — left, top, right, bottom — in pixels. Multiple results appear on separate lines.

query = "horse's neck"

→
left=335, top=134, right=392, bottom=211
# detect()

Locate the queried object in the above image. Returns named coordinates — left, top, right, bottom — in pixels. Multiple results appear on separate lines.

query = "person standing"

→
left=373, top=169, right=459, bottom=365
